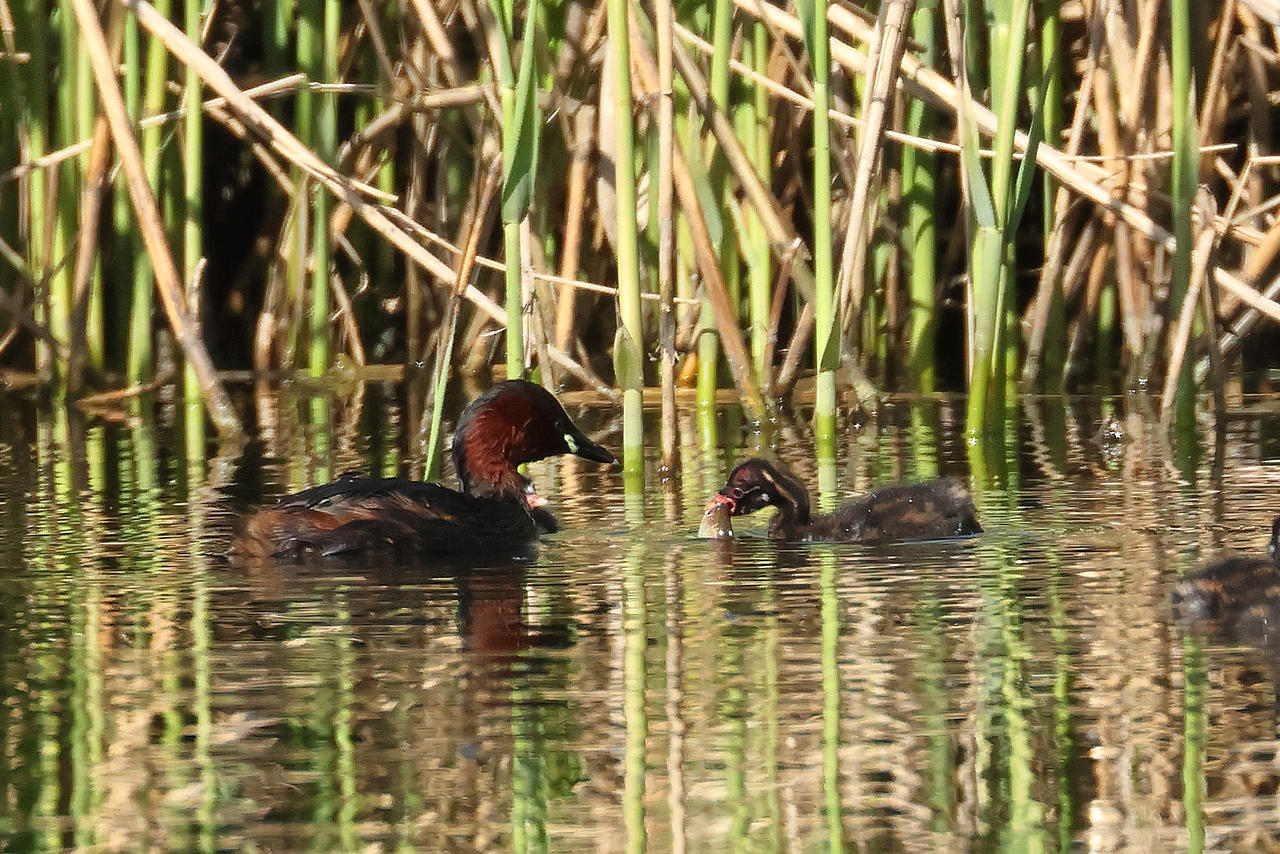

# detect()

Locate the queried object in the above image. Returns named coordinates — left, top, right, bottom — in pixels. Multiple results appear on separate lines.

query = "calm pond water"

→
left=2, top=387, right=1280, bottom=852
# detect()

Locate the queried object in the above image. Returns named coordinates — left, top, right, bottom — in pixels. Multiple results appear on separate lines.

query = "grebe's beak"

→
left=563, top=426, right=617, bottom=465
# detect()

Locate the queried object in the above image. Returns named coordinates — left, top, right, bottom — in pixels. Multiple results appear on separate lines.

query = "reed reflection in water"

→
left=2, top=387, right=1280, bottom=851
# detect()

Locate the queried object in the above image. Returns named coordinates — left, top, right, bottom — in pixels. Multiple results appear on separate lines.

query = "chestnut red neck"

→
left=451, top=380, right=615, bottom=499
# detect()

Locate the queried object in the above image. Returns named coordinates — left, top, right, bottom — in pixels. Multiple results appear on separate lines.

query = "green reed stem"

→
left=606, top=0, right=643, bottom=475
left=963, top=0, right=1036, bottom=448
left=1169, top=0, right=1196, bottom=431
left=184, top=0, right=205, bottom=457
left=74, top=11, right=103, bottom=372
left=904, top=6, right=938, bottom=392
left=19, top=0, right=51, bottom=375
left=114, top=16, right=140, bottom=360
left=295, top=0, right=318, bottom=371
left=128, top=0, right=172, bottom=384
left=492, top=0, right=523, bottom=378
left=744, top=21, right=771, bottom=386
left=623, top=544, right=649, bottom=854
left=800, top=0, right=837, bottom=448
left=819, top=551, right=844, bottom=851
left=1181, top=637, right=1206, bottom=854
left=493, top=0, right=542, bottom=381
left=1038, top=0, right=1065, bottom=386
left=694, top=0, right=733, bottom=422
left=307, top=0, right=339, bottom=377
left=47, top=0, right=78, bottom=373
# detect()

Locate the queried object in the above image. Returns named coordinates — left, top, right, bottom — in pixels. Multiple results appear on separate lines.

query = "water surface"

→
left=2, top=390, right=1280, bottom=852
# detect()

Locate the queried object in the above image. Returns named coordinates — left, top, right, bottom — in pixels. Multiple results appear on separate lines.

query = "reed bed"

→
left=3, top=0, right=1280, bottom=448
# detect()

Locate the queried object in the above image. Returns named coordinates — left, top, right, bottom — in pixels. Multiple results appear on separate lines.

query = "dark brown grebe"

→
left=234, top=380, right=616, bottom=558
left=703, top=458, right=982, bottom=542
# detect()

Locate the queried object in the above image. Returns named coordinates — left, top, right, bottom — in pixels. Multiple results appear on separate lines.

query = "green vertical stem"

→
left=819, top=552, right=844, bottom=851
left=294, top=0, right=317, bottom=371
left=188, top=456, right=217, bottom=854
left=493, top=0, right=521, bottom=378
left=762, top=581, right=782, bottom=851
left=493, top=0, right=542, bottom=383
left=503, top=222, right=524, bottom=377
left=1096, top=280, right=1115, bottom=385
left=129, top=0, right=172, bottom=383
left=693, top=0, right=733, bottom=438
left=806, top=0, right=837, bottom=449
left=115, top=15, right=141, bottom=359
left=1039, top=0, right=1065, bottom=385
left=16, top=0, right=49, bottom=372
left=1047, top=551, right=1076, bottom=852
left=623, top=545, right=648, bottom=854
left=22, top=0, right=50, bottom=373
left=74, top=11, right=103, bottom=371
left=1181, top=638, right=1206, bottom=854
left=607, top=0, right=643, bottom=475
left=663, top=553, right=688, bottom=853
left=744, top=21, right=771, bottom=386
left=50, top=0, right=77, bottom=368
left=914, top=589, right=954, bottom=828
left=184, top=0, right=205, bottom=460
left=961, top=0, right=1034, bottom=453
left=1169, top=0, right=1197, bottom=435
left=308, top=0, right=339, bottom=377
left=268, top=0, right=291, bottom=79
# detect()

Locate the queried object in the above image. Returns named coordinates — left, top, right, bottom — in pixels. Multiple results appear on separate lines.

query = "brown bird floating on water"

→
left=234, top=379, right=616, bottom=559
left=1172, top=516, right=1280, bottom=629
left=699, top=458, right=982, bottom=543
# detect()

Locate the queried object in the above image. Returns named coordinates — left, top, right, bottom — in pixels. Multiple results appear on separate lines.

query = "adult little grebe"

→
left=235, top=380, right=616, bottom=558
left=703, top=458, right=982, bottom=542
left=1172, top=516, right=1280, bottom=626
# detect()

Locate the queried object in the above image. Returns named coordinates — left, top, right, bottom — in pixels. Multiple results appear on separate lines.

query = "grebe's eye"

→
left=729, top=486, right=743, bottom=499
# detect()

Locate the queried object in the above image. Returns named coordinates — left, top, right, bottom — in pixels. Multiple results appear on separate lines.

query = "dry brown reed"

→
left=3, top=0, right=1280, bottom=436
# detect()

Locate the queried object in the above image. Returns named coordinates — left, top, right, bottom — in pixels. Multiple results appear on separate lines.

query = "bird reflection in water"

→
left=1173, top=517, right=1280, bottom=725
